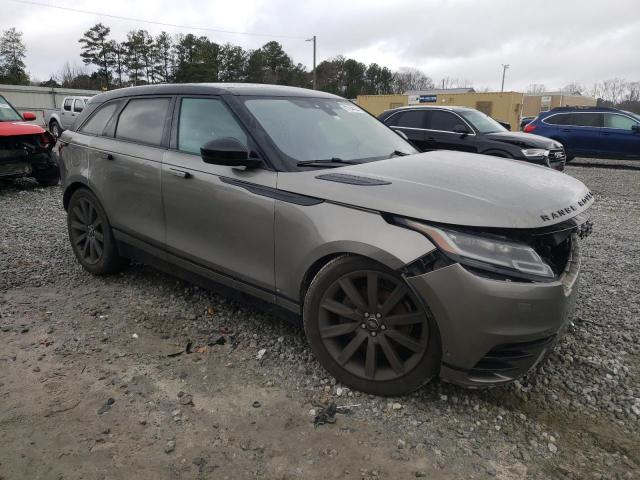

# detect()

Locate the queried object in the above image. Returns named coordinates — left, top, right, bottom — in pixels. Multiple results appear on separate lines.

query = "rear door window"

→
left=391, top=110, right=426, bottom=129
left=115, top=98, right=170, bottom=146
left=544, top=113, right=573, bottom=125
left=63, top=98, right=72, bottom=111
left=604, top=114, right=637, bottom=130
left=572, top=113, right=602, bottom=127
left=80, top=102, right=119, bottom=136
left=178, top=97, right=247, bottom=154
left=426, top=110, right=463, bottom=132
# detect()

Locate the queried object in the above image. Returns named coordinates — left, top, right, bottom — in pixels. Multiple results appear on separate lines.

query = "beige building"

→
left=357, top=90, right=524, bottom=130
left=522, top=92, right=597, bottom=117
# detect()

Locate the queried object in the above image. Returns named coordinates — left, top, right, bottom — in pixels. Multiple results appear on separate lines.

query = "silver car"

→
left=58, top=84, right=594, bottom=396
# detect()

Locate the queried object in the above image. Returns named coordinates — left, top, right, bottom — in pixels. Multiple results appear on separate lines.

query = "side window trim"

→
left=388, top=109, right=475, bottom=135
left=543, top=112, right=603, bottom=128
left=113, top=95, right=175, bottom=149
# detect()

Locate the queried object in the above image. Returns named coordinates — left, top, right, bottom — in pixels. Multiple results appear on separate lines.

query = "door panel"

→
left=89, top=136, right=165, bottom=245
left=162, top=151, right=277, bottom=295
left=423, top=110, right=477, bottom=152
left=386, top=110, right=428, bottom=151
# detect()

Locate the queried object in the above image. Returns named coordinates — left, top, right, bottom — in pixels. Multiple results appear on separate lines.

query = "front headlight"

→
left=521, top=148, right=549, bottom=157
left=396, top=218, right=555, bottom=281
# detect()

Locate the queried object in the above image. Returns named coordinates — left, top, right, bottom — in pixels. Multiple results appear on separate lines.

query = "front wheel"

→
left=67, top=189, right=125, bottom=275
left=303, top=255, right=441, bottom=396
left=49, top=120, right=62, bottom=140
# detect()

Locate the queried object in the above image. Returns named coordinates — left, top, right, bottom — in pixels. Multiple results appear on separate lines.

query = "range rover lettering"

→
left=58, top=84, right=593, bottom=395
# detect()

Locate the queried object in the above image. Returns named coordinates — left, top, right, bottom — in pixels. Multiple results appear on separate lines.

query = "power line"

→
left=4, top=0, right=308, bottom=39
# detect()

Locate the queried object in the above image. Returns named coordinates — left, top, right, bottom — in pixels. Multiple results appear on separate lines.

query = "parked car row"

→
left=57, top=83, right=594, bottom=395
left=378, top=105, right=567, bottom=170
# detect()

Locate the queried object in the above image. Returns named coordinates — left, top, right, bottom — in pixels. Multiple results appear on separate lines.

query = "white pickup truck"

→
left=44, top=96, right=92, bottom=138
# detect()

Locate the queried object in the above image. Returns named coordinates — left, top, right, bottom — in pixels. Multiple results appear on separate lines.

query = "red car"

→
left=0, top=94, right=59, bottom=186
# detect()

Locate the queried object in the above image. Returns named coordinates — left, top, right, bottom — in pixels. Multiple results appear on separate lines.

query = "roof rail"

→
left=549, top=106, right=619, bottom=112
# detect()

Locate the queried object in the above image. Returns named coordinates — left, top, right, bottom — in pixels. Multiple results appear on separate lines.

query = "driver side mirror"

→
left=22, top=112, right=36, bottom=121
left=632, top=124, right=640, bottom=133
left=200, top=137, right=261, bottom=169
left=453, top=124, right=471, bottom=135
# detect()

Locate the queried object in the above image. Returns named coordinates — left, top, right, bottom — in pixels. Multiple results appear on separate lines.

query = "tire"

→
left=303, top=255, right=441, bottom=396
left=67, top=188, right=125, bottom=275
left=50, top=120, right=62, bottom=139
left=32, top=152, right=60, bottom=187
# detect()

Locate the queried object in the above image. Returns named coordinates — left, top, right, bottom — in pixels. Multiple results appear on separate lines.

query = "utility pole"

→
left=306, top=35, right=317, bottom=89
left=501, top=64, right=510, bottom=92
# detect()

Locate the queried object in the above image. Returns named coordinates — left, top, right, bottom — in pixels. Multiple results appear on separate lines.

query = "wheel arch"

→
left=63, top=180, right=91, bottom=210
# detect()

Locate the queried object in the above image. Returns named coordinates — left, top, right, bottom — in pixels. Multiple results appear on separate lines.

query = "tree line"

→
left=1, top=24, right=639, bottom=111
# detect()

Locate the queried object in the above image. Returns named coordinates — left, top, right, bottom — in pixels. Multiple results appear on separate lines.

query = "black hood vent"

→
left=316, top=173, right=391, bottom=186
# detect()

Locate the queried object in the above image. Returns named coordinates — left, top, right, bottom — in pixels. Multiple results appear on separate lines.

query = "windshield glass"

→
left=0, top=95, right=22, bottom=122
left=458, top=109, right=507, bottom=134
left=242, top=97, right=417, bottom=167
left=624, top=111, right=640, bottom=123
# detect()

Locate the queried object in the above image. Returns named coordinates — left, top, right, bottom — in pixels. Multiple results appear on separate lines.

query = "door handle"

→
left=98, top=153, right=113, bottom=160
left=168, top=168, right=190, bottom=178
left=561, top=128, right=571, bottom=132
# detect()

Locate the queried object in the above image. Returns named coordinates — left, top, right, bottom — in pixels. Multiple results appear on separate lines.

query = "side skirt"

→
left=113, top=230, right=302, bottom=325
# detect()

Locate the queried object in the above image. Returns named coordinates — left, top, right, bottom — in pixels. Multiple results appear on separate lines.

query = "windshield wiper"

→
left=296, top=157, right=360, bottom=168
left=388, top=150, right=410, bottom=158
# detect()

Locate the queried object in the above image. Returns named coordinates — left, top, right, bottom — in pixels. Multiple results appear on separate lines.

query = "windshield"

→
left=458, top=109, right=507, bottom=134
left=242, top=97, right=417, bottom=168
left=0, top=95, right=23, bottom=122
left=624, top=111, right=640, bottom=123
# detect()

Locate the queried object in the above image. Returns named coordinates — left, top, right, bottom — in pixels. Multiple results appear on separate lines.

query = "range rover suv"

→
left=378, top=105, right=567, bottom=170
left=59, top=84, right=593, bottom=395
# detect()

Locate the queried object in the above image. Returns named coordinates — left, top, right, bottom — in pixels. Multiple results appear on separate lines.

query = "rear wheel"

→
left=67, top=189, right=125, bottom=275
left=303, top=255, right=440, bottom=396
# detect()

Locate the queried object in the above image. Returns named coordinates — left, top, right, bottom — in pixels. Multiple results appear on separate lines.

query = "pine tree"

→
left=79, top=23, right=112, bottom=89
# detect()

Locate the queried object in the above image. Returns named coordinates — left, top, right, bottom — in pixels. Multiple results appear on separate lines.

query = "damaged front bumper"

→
left=406, top=235, right=581, bottom=387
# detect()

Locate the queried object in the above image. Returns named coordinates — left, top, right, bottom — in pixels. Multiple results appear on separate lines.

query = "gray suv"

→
left=59, top=84, right=594, bottom=396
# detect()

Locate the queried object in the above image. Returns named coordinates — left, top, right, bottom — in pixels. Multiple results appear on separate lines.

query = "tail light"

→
left=524, top=123, right=537, bottom=133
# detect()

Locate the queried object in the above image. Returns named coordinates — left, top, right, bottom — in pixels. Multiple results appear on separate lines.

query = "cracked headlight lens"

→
left=397, top=218, right=555, bottom=280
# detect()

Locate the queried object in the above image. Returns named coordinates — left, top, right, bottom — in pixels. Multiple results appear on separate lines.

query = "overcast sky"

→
left=2, top=0, right=639, bottom=91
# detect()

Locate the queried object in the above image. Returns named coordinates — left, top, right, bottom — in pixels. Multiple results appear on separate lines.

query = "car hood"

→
left=277, top=151, right=593, bottom=229
left=0, top=120, right=46, bottom=137
left=484, top=131, right=561, bottom=149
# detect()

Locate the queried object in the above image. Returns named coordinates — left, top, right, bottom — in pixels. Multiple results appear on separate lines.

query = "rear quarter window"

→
left=79, top=102, right=119, bottom=136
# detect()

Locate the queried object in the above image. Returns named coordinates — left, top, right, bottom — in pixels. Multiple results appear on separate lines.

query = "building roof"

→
left=91, top=83, right=340, bottom=104
left=524, top=91, right=583, bottom=96
left=405, top=88, right=475, bottom=95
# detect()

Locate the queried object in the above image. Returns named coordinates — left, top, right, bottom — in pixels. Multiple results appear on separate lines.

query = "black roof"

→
left=90, top=83, right=341, bottom=104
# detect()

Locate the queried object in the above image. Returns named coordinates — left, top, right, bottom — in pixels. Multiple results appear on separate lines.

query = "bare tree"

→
left=439, top=77, right=473, bottom=89
left=526, top=83, right=547, bottom=94
left=392, top=67, right=434, bottom=92
left=560, top=82, right=584, bottom=94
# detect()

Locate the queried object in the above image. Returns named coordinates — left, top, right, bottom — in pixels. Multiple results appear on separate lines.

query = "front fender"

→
left=274, top=200, right=435, bottom=305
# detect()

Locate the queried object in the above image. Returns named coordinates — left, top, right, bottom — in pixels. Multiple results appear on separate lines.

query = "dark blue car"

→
left=524, top=107, right=640, bottom=160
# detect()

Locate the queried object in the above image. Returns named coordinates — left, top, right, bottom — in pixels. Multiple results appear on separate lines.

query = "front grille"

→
left=548, top=148, right=566, bottom=162
left=468, top=335, right=555, bottom=382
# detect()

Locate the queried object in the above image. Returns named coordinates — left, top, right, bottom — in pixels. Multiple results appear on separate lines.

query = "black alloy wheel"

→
left=304, top=256, right=440, bottom=396
left=69, top=196, right=105, bottom=265
left=67, top=189, right=125, bottom=275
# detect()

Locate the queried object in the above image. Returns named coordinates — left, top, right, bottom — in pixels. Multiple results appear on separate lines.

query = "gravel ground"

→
left=1, top=163, right=638, bottom=479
